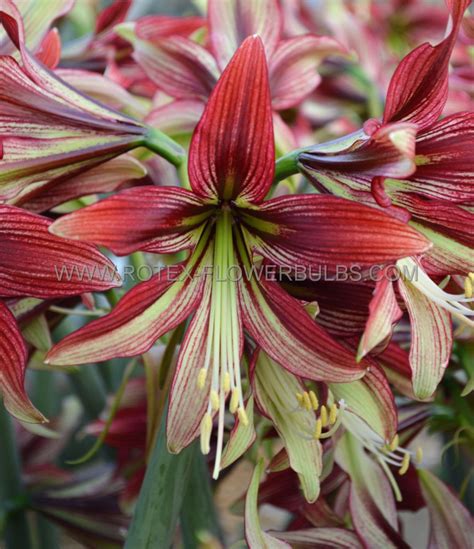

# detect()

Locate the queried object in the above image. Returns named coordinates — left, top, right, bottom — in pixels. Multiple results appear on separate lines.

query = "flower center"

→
left=197, top=207, right=248, bottom=478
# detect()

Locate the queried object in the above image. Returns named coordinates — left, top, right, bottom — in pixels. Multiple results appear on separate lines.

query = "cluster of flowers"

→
left=0, top=0, right=472, bottom=547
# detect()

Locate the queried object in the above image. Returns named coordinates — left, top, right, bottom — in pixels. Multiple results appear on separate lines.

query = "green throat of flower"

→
left=198, top=207, right=248, bottom=478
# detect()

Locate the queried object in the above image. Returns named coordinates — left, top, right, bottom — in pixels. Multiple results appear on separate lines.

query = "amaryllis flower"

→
left=298, top=0, right=473, bottom=399
left=46, top=37, right=429, bottom=477
left=0, top=0, right=182, bottom=203
left=0, top=205, right=120, bottom=423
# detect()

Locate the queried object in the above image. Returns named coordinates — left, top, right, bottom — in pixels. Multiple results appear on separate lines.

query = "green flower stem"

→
left=35, top=515, right=59, bottom=549
left=125, top=414, right=197, bottom=549
left=274, top=148, right=305, bottom=184
left=68, top=366, right=107, bottom=419
left=0, top=402, right=32, bottom=549
left=143, top=127, right=186, bottom=167
left=180, top=451, right=222, bottom=546
left=346, top=64, right=384, bottom=119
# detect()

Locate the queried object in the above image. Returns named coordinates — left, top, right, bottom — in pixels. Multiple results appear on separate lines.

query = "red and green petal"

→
left=208, top=0, right=282, bottom=71
left=134, top=14, right=204, bottom=42
left=237, top=270, right=366, bottom=383
left=383, top=0, right=471, bottom=129
left=50, top=186, right=213, bottom=256
left=0, top=205, right=120, bottom=298
left=269, top=35, right=347, bottom=110
left=398, top=277, right=452, bottom=400
left=273, top=529, right=363, bottom=549
left=240, top=194, right=430, bottom=270
left=45, top=255, right=210, bottom=366
left=0, top=300, right=46, bottom=423
left=188, top=36, right=274, bottom=204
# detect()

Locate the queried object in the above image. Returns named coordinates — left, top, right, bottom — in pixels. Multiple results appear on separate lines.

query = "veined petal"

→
left=135, top=15, right=204, bottom=42
left=358, top=277, right=403, bottom=361
left=122, top=30, right=219, bottom=99
left=220, top=397, right=256, bottom=469
left=398, top=277, right=452, bottom=400
left=167, top=278, right=212, bottom=453
left=208, top=0, right=282, bottom=71
left=50, top=186, right=213, bottom=256
left=0, top=205, right=121, bottom=298
left=270, top=35, right=347, bottom=110
left=146, top=100, right=204, bottom=137
left=237, top=268, right=366, bottom=383
left=188, top=36, right=274, bottom=203
left=45, top=253, right=211, bottom=365
left=14, top=155, right=147, bottom=213
left=383, top=0, right=471, bottom=129
left=418, top=469, right=474, bottom=549
left=253, top=350, right=322, bottom=503
left=95, top=0, right=131, bottom=34
left=386, top=112, right=474, bottom=202
left=240, top=194, right=430, bottom=270
left=336, top=432, right=409, bottom=549
left=273, top=529, right=363, bottom=548
left=0, top=301, right=46, bottom=423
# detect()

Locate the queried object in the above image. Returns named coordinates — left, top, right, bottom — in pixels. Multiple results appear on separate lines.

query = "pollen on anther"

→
left=223, top=372, right=231, bottom=393
left=238, top=406, right=249, bottom=426
left=309, top=390, right=319, bottom=411
left=314, top=418, right=322, bottom=439
left=398, top=453, right=410, bottom=475
left=302, top=392, right=312, bottom=411
left=329, top=403, right=338, bottom=425
left=230, top=388, right=239, bottom=413
left=416, top=447, right=423, bottom=464
left=200, top=413, right=213, bottom=454
left=197, top=368, right=207, bottom=389
left=389, top=434, right=399, bottom=452
left=464, top=275, right=473, bottom=299
left=210, top=390, right=220, bottom=411
left=320, top=405, right=328, bottom=427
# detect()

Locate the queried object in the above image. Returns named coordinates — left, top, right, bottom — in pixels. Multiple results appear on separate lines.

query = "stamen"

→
left=295, top=392, right=304, bottom=405
left=223, top=372, right=231, bottom=393
left=320, top=405, right=328, bottom=427
left=416, top=447, right=423, bottom=464
left=465, top=275, right=473, bottom=299
left=389, top=434, right=399, bottom=452
left=398, top=452, right=410, bottom=475
left=238, top=406, right=249, bottom=426
left=314, top=418, right=323, bottom=439
left=302, top=391, right=312, bottom=411
left=329, top=403, right=338, bottom=425
left=309, top=390, right=319, bottom=411
left=197, top=368, right=207, bottom=390
left=230, top=388, right=239, bottom=413
left=210, top=390, right=220, bottom=411
left=200, top=413, right=213, bottom=454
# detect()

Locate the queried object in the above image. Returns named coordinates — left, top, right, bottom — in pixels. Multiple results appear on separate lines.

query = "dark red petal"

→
left=188, top=36, right=274, bottom=203
left=35, top=28, right=61, bottom=69
left=95, top=0, right=131, bottom=34
left=383, top=0, right=471, bottom=129
left=50, top=186, right=213, bottom=256
left=0, top=205, right=120, bottom=298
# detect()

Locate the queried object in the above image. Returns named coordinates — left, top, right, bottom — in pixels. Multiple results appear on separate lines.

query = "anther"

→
left=210, top=390, right=220, bottom=411
left=302, top=391, right=312, bottom=411
left=389, top=434, right=399, bottom=452
left=230, top=388, right=239, bottom=413
left=329, top=403, right=338, bottom=425
left=200, top=413, right=213, bottom=454
left=197, top=368, right=207, bottom=389
left=314, top=418, right=322, bottom=439
left=465, top=275, right=473, bottom=299
left=416, top=447, right=423, bottom=464
left=223, top=372, right=231, bottom=393
left=320, top=405, right=328, bottom=427
left=237, top=406, right=249, bottom=426
left=295, top=392, right=304, bottom=405
left=309, top=390, right=319, bottom=411
left=398, top=452, right=410, bottom=475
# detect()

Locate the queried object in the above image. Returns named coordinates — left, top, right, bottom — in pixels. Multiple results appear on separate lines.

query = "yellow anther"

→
left=398, top=453, right=410, bottom=476
left=295, top=392, right=304, bottom=405
left=309, top=390, right=319, bottom=411
left=329, top=403, right=338, bottom=425
left=223, top=372, right=231, bottom=393
left=469, top=272, right=474, bottom=282
left=210, top=390, right=220, bottom=411
left=237, top=406, right=249, bottom=426
left=197, top=368, right=207, bottom=389
left=229, top=388, right=239, bottom=413
left=320, top=405, right=328, bottom=427
left=389, top=434, right=399, bottom=452
left=464, top=276, right=473, bottom=299
left=416, top=447, right=423, bottom=464
left=200, top=413, right=213, bottom=454
left=302, top=391, right=312, bottom=411
left=314, top=418, right=322, bottom=439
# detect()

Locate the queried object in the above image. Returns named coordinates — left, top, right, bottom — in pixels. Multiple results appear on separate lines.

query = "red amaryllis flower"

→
left=46, top=37, right=429, bottom=476
left=0, top=0, right=182, bottom=203
left=298, top=0, right=473, bottom=399
left=0, top=205, right=120, bottom=422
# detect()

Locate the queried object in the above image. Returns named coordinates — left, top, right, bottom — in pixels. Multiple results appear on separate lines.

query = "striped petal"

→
left=383, top=0, right=471, bottom=129
left=188, top=36, right=274, bottom=203
left=46, top=254, right=210, bottom=366
left=50, top=187, right=213, bottom=256
left=0, top=205, right=120, bottom=298
left=398, top=277, right=452, bottom=400
left=0, top=300, right=45, bottom=423
left=208, top=0, right=282, bottom=71
left=238, top=270, right=366, bottom=383
left=270, top=35, right=347, bottom=110
left=240, top=194, right=431, bottom=270
left=273, top=529, right=363, bottom=549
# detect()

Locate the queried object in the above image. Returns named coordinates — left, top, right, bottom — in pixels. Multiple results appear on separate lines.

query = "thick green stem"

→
left=125, top=414, right=197, bottom=549
left=180, top=452, right=222, bottom=547
left=0, top=402, right=32, bottom=549
left=143, top=127, right=185, bottom=167
left=274, top=148, right=304, bottom=184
